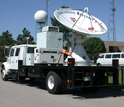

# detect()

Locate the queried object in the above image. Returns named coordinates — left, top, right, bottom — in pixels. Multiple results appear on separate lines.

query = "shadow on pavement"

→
left=10, top=79, right=124, bottom=99
left=11, top=78, right=47, bottom=90
left=71, top=89, right=124, bottom=100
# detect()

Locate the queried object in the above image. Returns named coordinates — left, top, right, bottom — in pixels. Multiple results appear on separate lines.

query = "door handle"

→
left=51, top=56, right=54, bottom=58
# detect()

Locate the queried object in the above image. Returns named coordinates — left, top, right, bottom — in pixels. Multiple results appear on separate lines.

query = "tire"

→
left=1, top=66, right=8, bottom=81
left=46, top=71, right=62, bottom=94
left=97, top=63, right=102, bottom=66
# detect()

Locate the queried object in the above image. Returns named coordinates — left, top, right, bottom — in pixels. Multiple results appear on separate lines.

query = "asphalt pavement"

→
left=0, top=75, right=124, bottom=107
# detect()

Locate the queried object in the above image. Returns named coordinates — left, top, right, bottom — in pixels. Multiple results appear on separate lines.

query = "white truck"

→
left=1, top=26, right=122, bottom=94
left=96, top=52, right=124, bottom=66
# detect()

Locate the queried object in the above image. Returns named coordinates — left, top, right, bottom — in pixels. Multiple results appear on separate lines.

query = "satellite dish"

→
left=54, top=7, right=107, bottom=35
left=34, top=10, right=48, bottom=23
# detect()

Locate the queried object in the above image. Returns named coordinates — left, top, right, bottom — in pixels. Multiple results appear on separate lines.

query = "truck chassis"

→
left=2, top=59, right=123, bottom=94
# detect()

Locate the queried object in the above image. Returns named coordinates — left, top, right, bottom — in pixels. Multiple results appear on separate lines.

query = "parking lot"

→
left=0, top=75, right=124, bottom=107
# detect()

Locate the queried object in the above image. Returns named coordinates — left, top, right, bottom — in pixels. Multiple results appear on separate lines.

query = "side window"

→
left=112, top=54, right=120, bottom=58
left=100, top=55, right=104, bottom=58
left=105, top=54, right=111, bottom=58
left=82, top=56, right=86, bottom=60
left=36, top=49, right=39, bottom=53
left=27, top=47, right=36, bottom=53
left=10, top=49, right=15, bottom=56
left=15, top=48, right=20, bottom=56
left=122, top=54, right=124, bottom=58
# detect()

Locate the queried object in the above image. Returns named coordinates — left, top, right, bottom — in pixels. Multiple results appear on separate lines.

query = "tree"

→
left=0, top=30, right=16, bottom=46
left=16, top=28, right=35, bottom=45
left=50, top=5, right=70, bottom=40
left=83, top=37, right=106, bottom=59
left=0, top=30, right=16, bottom=62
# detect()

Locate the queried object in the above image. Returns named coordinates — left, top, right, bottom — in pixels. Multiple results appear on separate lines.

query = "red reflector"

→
left=110, top=72, right=113, bottom=76
left=85, top=72, right=90, bottom=77
left=70, top=80, right=72, bottom=83
left=73, top=67, right=76, bottom=70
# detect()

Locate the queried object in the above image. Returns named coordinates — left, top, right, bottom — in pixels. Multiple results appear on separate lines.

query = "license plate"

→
left=83, top=77, right=90, bottom=81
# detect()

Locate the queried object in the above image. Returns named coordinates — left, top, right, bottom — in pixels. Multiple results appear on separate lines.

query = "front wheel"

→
left=46, top=71, right=62, bottom=94
left=1, top=66, right=8, bottom=81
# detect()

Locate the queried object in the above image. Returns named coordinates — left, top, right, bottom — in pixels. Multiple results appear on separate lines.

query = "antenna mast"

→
left=46, top=0, right=49, bottom=26
left=108, top=0, right=116, bottom=41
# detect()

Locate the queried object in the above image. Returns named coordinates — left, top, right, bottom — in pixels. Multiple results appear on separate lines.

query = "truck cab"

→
left=1, top=44, right=36, bottom=80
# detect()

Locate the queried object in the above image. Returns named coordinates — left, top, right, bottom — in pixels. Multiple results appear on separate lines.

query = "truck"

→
left=1, top=26, right=123, bottom=94
left=96, top=52, right=124, bottom=66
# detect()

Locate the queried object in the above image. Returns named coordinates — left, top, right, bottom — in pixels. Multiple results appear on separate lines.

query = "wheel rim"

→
left=48, top=75, right=55, bottom=90
left=1, top=69, right=5, bottom=79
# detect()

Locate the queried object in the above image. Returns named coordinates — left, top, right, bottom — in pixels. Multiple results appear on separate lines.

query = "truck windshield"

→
left=100, top=55, right=104, bottom=58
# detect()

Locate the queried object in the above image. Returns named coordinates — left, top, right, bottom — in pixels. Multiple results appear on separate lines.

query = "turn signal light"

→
left=67, top=80, right=72, bottom=83
left=68, top=62, right=72, bottom=64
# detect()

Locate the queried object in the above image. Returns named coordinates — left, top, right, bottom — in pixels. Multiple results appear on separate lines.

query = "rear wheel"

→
left=46, top=71, right=62, bottom=94
left=1, top=66, right=8, bottom=81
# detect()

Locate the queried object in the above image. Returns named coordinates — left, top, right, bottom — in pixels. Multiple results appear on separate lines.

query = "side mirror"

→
left=4, top=46, right=10, bottom=58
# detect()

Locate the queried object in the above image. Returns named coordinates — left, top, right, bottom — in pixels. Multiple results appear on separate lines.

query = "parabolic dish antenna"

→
left=34, top=10, right=48, bottom=23
left=54, top=7, right=107, bottom=35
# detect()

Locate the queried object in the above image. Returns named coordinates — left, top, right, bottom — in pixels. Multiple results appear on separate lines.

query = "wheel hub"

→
left=1, top=70, right=5, bottom=79
left=48, top=75, right=55, bottom=89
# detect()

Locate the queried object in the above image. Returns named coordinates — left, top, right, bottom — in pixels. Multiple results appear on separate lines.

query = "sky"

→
left=0, top=0, right=124, bottom=42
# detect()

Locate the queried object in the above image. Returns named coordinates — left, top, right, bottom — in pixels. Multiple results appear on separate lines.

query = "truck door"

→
left=9, top=48, right=15, bottom=69
left=9, top=48, right=20, bottom=70
left=97, top=54, right=105, bottom=66
left=104, top=54, right=112, bottom=66
left=14, top=48, right=20, bottom=69
left=120, top=54, right=124, bottom=66
left=26, top=47, right=36, bottom=65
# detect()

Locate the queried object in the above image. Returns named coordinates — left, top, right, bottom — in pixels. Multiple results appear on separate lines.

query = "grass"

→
left=108, top=86, right=124, bottom=91
left=0, top=62, right=2, bottom=67
left=90, top=62, right=97, bottom=66
left=108, top=68, right=124, bottom=92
